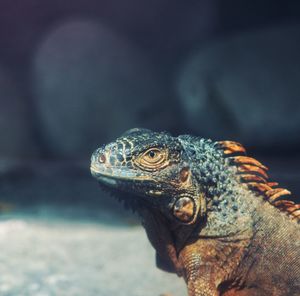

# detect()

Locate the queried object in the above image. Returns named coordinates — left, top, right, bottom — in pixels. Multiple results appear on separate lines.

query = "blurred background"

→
left=0, top=1, right=299, bottom=295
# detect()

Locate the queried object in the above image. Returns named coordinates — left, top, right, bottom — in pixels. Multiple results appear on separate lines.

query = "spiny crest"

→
left=218, top=141, right=300, bottom=222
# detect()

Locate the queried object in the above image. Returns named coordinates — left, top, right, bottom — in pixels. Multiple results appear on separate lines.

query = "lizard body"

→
left=90, top=128, right=300, bottom=296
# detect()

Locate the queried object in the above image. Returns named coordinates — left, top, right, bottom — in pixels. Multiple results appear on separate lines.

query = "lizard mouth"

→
left=90, top=164, right=160, bottom=210
left=90, top=165, right=153, bottom=184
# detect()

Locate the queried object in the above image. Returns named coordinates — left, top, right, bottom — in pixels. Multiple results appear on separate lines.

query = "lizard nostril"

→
left=98, top=153, right=106, bottom=164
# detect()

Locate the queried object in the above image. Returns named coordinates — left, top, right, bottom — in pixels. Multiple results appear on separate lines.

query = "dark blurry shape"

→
left=0, top=201, right=14, bottom=213
left=0, top=0, right=217, bottom=71
left=0, top=160, right=135, bottom=223
left=219, top=0, right=300, bottom=32
left=32, top=20, right=173, bottom=159
left=177, top=23, right=300, bottom=150
left=0, top=67, right=37, bottom=158
left=107, top=0, right=218, bottom=62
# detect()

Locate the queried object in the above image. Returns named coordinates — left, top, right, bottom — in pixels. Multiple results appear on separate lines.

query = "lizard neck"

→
left=178, top=135, right=257, bottom=238
left=201, top=181, right=257, bottom=238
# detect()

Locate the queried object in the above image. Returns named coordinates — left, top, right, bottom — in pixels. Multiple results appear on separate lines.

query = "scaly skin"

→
left=90, top=128, right=300, bottom=296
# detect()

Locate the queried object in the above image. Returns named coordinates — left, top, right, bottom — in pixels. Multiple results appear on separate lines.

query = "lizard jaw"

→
left=90, top=165, right=154, bottom=185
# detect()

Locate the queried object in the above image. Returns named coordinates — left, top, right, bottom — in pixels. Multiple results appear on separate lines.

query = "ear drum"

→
left=173, top=196, right=196, bottom=224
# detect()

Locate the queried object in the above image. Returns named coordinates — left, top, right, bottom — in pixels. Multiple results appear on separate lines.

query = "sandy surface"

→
left=0, top=213, right=186, bottom=296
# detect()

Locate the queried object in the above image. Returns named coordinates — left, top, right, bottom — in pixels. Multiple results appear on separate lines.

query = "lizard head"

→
left=90, top=128, right=206, bottom=224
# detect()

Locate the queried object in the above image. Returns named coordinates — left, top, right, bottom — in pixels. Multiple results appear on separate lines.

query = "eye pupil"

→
left=148, top=150, right=156, bottom=158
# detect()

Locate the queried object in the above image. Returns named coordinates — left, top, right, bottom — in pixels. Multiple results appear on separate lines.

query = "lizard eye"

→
left=134, top=148, right=168, bottom=171
left=148, top=150, right=157, bottom=158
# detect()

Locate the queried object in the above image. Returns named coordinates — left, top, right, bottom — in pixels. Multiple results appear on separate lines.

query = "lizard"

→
left=90, top=128, right=300, bottom=296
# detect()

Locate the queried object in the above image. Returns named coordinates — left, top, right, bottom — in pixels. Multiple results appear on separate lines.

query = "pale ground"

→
left=0, top=210, right=187, bottom=296
left=0, top=162, right=187, bottom=296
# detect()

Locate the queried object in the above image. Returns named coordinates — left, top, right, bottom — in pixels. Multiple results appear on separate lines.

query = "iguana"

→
left=90, top=128, right=300, bottom=296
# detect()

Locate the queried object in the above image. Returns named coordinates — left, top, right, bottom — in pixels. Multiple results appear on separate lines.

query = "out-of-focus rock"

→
left=0, top=68, right=36, bottom=159
left=0, top=0, right=218, bottom=67
left=102, top=0, right=217, bottom=60
left=33, top=20, right=172, bottom=158
left=177, top=24, right=300, bottom=148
